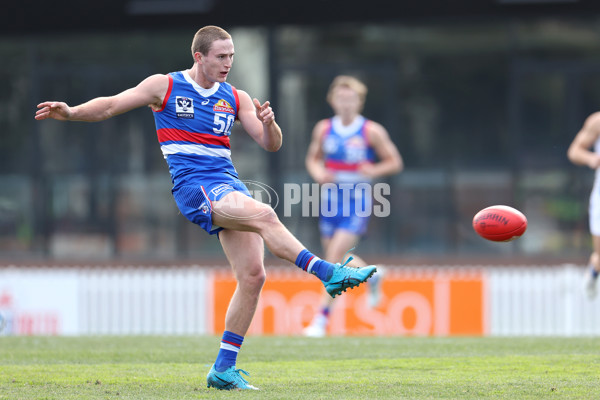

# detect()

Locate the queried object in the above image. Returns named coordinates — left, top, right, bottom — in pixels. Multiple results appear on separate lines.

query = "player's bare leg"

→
left=207, top=229, right=265, bottom=390
left=212, top=192, right=306, bottom=261
left=584, top=236, right=600, bottom=299
left=212, top=192, right=375, bottom=293
left=220, top=229, right=266, bottom=335
left=208, top=192, right=375, bottom=387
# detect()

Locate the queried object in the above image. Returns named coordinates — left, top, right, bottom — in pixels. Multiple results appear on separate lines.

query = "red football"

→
left=472, top=205, right=527, bottom=242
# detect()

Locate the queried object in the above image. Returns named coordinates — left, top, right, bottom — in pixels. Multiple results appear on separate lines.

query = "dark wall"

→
left=5, top=0, right=600, bottom=35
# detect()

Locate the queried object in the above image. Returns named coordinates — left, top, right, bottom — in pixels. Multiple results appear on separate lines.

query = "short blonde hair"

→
left=326, top=75, right=368, bottom=104
left=191, top=25, right=232, bottom=58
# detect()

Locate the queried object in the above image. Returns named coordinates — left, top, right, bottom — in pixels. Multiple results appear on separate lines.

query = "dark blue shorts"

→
left=319, top=183, right=372, bottom=238
left=172, top=174, right=251, bottom=235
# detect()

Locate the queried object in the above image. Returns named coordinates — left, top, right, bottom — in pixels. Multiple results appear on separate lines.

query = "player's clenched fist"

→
left=35, top=102, right=72, bottom=121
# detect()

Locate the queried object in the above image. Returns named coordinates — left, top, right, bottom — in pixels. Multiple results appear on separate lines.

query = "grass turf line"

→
left=0, top=336, right=598, bottom=399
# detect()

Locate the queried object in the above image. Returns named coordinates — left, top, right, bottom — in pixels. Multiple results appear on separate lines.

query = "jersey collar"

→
left=182, top=70, right=221, bottom=98
left=331, top=115, right=365, bottom=137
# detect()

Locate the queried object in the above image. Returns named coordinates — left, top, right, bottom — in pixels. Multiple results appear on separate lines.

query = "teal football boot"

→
left=322, top=253, right=377, bottom=298
left=206, top=364, right=259, bottom=390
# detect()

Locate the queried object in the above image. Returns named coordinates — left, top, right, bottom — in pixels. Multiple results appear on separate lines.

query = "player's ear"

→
left=193, top=52, right=203, bottom=64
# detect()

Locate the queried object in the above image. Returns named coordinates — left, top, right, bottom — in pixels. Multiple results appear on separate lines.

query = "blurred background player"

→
left=303, top=75, right=403, bottom=337
left=35, top=27, right=377, bottom=390
left=567, top=111, right=600, bottom=299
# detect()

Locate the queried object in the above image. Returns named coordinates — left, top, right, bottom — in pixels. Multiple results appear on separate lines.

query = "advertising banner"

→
left=0, top=268, right=79, bottom=335
left=211, top=268, right=485, bottom=336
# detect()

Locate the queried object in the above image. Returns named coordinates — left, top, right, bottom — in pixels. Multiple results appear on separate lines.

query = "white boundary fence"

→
left=487, top=264, right=600, bottom=336
left=1, top=264, right=599, bottom=336
left=78, top=267, right=211, bottom=335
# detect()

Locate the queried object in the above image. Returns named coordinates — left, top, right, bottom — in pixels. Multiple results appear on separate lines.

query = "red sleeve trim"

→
left=321, top=119, right=332, bottom=144
left=154, top=74, right=173, bottom=113
left=231, top=85, right=240, bottom=118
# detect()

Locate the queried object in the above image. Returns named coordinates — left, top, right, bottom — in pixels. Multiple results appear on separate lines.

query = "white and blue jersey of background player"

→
left=319, top=115, right=376, bottom=238
left=153, top=70, right=251, bottom=235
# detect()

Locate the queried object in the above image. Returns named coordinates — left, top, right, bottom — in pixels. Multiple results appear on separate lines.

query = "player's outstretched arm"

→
left=568, top=112, right=600, bottom=169
left=35, top=74, right=170, bottom=123
left=236, top=89, right=282, bottom=152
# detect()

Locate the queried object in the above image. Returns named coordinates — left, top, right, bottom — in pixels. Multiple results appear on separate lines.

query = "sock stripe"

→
left=304, top=256, right=314, bottom=271
left=306, top=256, right=320, bottom=273
left=215, top=330, right=244, bottom=372
left=295, top=249, right=332, bottom=281
left=220, top=342, right=241, bottom=352
left=221, top=339, right=242, bottom=348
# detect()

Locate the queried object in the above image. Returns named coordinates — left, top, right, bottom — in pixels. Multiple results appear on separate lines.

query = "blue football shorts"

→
left=319, top=183, right=372, bottom=238
left=171, top=173, right=251, bottom=235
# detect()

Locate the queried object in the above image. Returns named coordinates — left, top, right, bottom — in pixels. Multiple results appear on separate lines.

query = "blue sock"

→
left=214, top=331, right=244, bottom=372
left=295, top=249, right=334, bottom=281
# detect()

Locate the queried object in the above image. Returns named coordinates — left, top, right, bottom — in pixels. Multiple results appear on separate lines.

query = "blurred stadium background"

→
left=2, top=0, right=600, bottom=336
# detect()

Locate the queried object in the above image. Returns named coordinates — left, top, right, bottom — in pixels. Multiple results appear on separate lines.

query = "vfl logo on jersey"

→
left=323, top=135, right=340, bottom=155
left=213, top=99, right=235, bottom=114
left=176, top=96, right=194, bottom=119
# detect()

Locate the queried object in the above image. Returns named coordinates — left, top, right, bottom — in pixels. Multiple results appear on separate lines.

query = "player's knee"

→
left=253, top=206, right=280, bottom=230
left=251, top=269, right=267, bottom=289
left=240, top=265, right=266, bottom=291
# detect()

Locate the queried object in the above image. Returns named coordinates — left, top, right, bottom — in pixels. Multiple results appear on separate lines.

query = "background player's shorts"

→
left=319, top=183, right=372, bottom=238
left=172, top=173, right=251, bottom=235
left=589, top=183, right=600, bottom=236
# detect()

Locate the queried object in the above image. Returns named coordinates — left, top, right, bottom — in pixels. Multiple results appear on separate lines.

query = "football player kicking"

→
left=36, top=26, right=377, bottom=390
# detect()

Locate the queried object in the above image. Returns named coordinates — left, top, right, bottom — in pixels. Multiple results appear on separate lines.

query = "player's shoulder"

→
left=315, top=118, right=331, bottom=128
left=585, top=111, right=600, bottom=127
left=580, top=112, right=600, bottom=138
left=231, top=88, right=253, bottom=112
left=229, top=86, right=250, bottom=100
left=312, top=118, right=332, bottom=137
left=147, top=73, right=171, bottom=82
left=365, top=119, right=386, bottom=131
left=139, top=73, right=172, bottom=91
left=135, top=74, right=172, bottom=106
left=364, top=119, right=390, bottom=140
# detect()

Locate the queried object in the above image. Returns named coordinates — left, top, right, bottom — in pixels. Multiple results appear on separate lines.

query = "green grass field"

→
left=0, top=336, right=598, bottom=399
